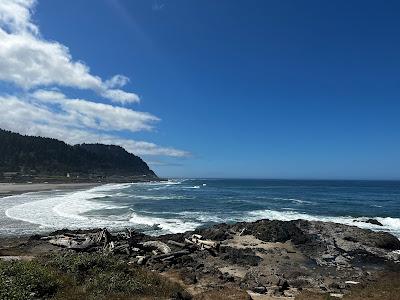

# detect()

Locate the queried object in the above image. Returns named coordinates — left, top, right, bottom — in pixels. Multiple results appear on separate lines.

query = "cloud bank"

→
left=0, top=0, right=188, bottom=158
left=0, top=0, right=139, bottom=104
left=0, top=93, right=188, bottom=157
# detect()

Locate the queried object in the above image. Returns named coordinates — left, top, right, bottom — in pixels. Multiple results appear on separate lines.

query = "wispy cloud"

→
left=152, top=2, right=165, bottom=11
left=0, top=0, right=139, bottom=104
left=0, top=93, right=189, bottom=157
left=31, top=90, right=159, bottom=132
left=147, top=161, right=184, bottom=167
left=0, top=0, right=189, bottom=158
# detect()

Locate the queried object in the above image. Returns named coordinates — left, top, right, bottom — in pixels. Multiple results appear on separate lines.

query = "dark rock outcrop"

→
left=219, top=246, right=261, bottom=266
left=235, top=219, right=310, bottom=244
left=23, top=218, right=400, bottom=298
left=365, top=218, right=384, bottom=226
left=194, top=224, right=233, bottom=241
left=196, top=219, right=400, bottom=270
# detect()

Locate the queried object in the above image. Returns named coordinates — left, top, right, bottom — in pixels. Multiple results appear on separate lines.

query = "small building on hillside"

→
left=2, top=172, right=20, bottom=181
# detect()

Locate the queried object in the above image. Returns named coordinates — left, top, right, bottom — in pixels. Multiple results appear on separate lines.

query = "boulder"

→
left=365, top=219, right=383, bottom=226
left=219, top=246, right=261, bottom=266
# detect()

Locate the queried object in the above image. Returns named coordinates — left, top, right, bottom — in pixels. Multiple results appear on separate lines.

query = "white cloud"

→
left=0, top=0, right=139, bottom=104
left=0, top=0, right=38, bottom=34
left=0, top=1, right=190, bottom=158
left=31, top=89, right=66, bottom=101
left=152, top=2, right=165, bottom=11
left=100, top=89, right=140, bottom=104
left=105, top=75, right=130, bottom=89
left=31, top=89, right=158, bottom=132
left=0, top=94, right=189, bottom=157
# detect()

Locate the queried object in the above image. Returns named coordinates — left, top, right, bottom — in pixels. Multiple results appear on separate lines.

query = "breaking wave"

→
left=5, top=184, right=133, bottom=231
left=2, top=179, right=400, bottom=238
left=129, top=212, right=200, bottom=234
left=246, top=209, right=400, bottom=237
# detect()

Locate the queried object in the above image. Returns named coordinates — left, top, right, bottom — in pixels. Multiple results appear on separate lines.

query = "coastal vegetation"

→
left=0, top=253, right=188, bottom=300
left=0, top=129, right=157, bottom=182
left=1, top=254, right=399, bottom=300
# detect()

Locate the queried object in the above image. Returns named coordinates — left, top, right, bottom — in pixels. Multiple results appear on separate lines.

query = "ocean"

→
left=1, top=179, right=400, bottom=237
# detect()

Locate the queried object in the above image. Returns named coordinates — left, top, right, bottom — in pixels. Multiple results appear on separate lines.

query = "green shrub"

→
left=49, top=253, right=187, bottom=299
left=0, top=254, right=188, bottom=300
left=0, top=260, right=60, bottom=300
left=41, top=253, right=127, bottom=281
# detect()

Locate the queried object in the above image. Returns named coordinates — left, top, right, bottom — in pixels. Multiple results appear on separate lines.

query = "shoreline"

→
left=0, top=177, right=165, bottom=198
left=1, top=180, right=399, bottom=240
left=0, top=182, right=101, bottom=198
left=0, top=218, right=399, bottom=299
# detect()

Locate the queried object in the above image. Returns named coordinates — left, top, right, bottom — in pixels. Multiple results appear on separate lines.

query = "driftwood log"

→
left=185, top=234, right=219, bottom=251
left=152, top=250, right=191, bottom=260
left=44, top=228, right=219, bottom=264
left=167, top=240, right=187, bottom=248
left=48, top=235, right=97, bottom=251
left=47, top=228, right=114, bottom=251
left=140, top=241, right=171, bottom=254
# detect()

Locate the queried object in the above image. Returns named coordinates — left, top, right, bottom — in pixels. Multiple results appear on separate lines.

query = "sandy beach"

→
left=0, top=183, right=100, bottom=197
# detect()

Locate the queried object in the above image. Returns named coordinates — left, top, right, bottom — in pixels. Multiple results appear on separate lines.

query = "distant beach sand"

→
left=0, top=183, right=99, bottom=197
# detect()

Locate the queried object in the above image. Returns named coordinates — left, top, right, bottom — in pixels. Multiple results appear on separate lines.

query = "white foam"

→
left=133, top=195, right=172, bottom=200
left=139, top=179, right=185, bottom=186
left=177, top=211, right=226, bottom=223
left=144, top=179, right=186, bottom=190
left=273, top=197, right=313, bottom=204
left=3, top=182, right=400, bottom=238
left=94, top=183, right=133, bottom=191
left=115, top=192, right=129, bottom=197
left=130, top=195, right=193, bottom=200
left=182, top=186, right=200, bottom=189
left=147, top=186, right=169, bottom=191
left=292, top=199, right=313, bottom=204
left=246, top=209, right=400, bottom=237
left=376, top=217, right=400, bottom=231
left=129, top=212, right=200, bottom=234
left=5, top=184, right=132, bottom=230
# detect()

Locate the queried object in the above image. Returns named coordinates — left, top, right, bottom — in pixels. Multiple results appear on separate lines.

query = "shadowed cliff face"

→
left=0, top=129, right=157, bottom=180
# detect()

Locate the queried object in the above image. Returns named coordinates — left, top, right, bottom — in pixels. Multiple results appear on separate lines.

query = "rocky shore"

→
left=1, top=219, right=400, bottom=299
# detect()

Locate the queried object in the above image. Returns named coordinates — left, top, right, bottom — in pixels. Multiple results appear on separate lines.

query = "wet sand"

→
left=0, top=183, right=100, bottom=197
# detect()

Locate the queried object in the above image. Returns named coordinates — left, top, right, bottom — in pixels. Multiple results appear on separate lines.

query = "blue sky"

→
left=0, top=0, right=400, bottom=179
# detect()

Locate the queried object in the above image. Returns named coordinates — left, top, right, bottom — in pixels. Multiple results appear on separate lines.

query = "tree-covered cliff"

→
left=0, top=129, right=157, bottom=180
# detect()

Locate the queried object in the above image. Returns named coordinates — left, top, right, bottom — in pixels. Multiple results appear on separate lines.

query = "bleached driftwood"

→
left=45, top=228, right=218, bottom=261
left=47, top=228, right=114, bottom=251
left=48, top=235, right=97, bottom=250
left=140, top=241, right=171, bottom=254
left=136, top=255, right=148, bottom=265
left=186, top=234, right=219, bottom=251
left=184, top=238, right=194, bottom=244
left=167, top=240, right=187, bottom=248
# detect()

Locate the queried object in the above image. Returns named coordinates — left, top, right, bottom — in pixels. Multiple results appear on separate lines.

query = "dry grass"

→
left=296, top=272, right=400, bottom=300
left=342, top=272, right=400, bottom=300
left=193, top=287, right=251, bottom=300
left=295, top=291, right=331, bottom=300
